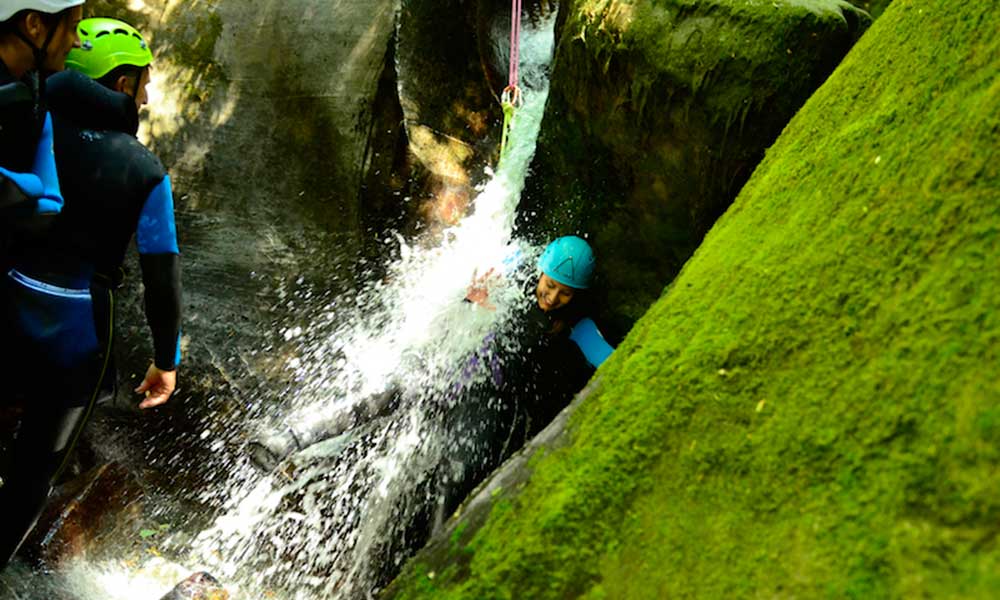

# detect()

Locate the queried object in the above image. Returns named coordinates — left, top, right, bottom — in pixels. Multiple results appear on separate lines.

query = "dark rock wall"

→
left=67, top=0, right=401, bottom=507
left=519, top=0, right=870, bottom=329
left=78, top=0, right=398, bottom=395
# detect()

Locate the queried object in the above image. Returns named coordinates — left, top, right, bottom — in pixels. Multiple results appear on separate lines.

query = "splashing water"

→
left=29, top=10, right=558, bottom=600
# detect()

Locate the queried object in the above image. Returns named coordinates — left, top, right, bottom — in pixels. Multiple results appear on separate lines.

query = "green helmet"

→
left=66, top=17, right=152, bottom=79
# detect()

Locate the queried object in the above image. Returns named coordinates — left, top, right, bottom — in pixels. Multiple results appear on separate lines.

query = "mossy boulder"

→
left=385, top=0, right=1000, bottom=597
left=519, top=0, right=870, bottom=329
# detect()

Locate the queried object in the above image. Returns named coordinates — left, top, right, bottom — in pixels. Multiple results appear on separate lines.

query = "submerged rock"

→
left=520, top=0, right=870, bottom=327
left=159, top=571, right=229, bottom=600
left=22, top=463, right=142, bottom=567
left=386, top=0, right=1000, bottom=596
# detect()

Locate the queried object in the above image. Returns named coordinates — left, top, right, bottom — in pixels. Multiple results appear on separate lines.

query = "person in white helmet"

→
left=0, top=0, right=84, bottom=570
left=0, top=1, right=84, bottom=271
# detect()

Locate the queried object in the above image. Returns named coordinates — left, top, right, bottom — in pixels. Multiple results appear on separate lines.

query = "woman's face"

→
left=536, top=273, right=575, bottom=312
left=39, top=6, right=83, bottom=72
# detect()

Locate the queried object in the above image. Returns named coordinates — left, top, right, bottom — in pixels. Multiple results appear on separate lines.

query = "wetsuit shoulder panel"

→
left=569, top=318, right=614, bottom=368
left=137, top=175, right=178, bottom=255
left=31, top=113, right=63, bottom=215
left=0, top=166, right=44, bottom=198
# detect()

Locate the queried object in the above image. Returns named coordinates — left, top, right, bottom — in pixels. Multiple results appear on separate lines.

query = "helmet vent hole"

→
left=113, top=28, right=129, bottom=35
left=95, top=31, right=110, bottom=38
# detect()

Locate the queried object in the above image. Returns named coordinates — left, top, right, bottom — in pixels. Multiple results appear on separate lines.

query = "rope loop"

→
left=501, top=84, right=523, bottom=108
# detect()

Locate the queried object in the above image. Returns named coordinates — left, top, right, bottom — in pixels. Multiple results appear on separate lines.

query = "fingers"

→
left=137, top=379, right=174, bottom=409
left=471, top=267, right=497, bottom=284
left=139, top=390, right=171, bottom=410
left=135, top=364, right=176, bottom=409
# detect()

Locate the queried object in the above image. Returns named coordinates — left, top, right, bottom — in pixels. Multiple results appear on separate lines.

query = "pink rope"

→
left=508, top=0, right=522, bottom=88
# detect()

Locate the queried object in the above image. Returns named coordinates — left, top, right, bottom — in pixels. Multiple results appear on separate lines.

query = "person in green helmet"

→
left=0, top=17, right=181, bottom=567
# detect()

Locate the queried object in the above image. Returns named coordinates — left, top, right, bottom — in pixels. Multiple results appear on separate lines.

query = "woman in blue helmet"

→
left=249, top=236, right=614, bottom=472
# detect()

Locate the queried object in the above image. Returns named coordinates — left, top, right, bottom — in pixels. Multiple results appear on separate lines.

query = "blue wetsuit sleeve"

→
left=137, top=175, right=182, bottom=370
left=0, top=166, right=44, bottom=197
left=32, top=113, right=63, bottom=215
left=569, top=318, right=615, bottom=368
left=136, top=175, right=179, bottom=254
left=0, top=113, right=63, bottom=213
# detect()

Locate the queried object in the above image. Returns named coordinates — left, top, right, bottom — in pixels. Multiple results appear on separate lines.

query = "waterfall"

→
left=37, top=9, right=558, bottom=600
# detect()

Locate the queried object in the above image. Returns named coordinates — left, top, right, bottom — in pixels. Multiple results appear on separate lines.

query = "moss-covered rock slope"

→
left=385, top=0, right=1000, bottom=597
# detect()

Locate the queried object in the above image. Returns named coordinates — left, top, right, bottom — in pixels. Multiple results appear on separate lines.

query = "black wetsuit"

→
left=0, top=59, right=63, bottom=270
left=436, top=295, right=598, bottom=515
left=0, top=70, right=181, bottom=566
left=0, top=60, right=41, bottom=172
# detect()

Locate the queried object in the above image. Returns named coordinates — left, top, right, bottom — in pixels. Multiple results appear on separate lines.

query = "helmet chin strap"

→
left=12, top=12, right=61, bottom=76
left=12, top=12, right=62, bottom=119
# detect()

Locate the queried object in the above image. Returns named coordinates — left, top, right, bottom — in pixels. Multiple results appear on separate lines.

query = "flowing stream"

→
left=4, top=10, right=558, bottom=600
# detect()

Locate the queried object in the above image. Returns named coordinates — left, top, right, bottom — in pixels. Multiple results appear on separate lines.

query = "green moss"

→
left=389, top=0, right=1000, bottom=597
left=558, top=0, right=867, bottom=138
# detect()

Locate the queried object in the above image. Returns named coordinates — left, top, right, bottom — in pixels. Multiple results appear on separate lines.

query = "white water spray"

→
left=42, top=10, right=557, bottom=600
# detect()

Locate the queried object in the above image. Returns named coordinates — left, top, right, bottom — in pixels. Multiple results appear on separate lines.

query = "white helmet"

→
left=0, top=1, right=85, bottom=22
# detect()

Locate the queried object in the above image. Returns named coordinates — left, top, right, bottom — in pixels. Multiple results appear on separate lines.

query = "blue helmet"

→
left=538, top=236, right=595, bottom=289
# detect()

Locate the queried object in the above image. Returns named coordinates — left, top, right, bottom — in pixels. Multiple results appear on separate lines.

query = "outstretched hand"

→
left=135, top=363, right=176, bottom=409
left=466, top=267, right=498, bottom=311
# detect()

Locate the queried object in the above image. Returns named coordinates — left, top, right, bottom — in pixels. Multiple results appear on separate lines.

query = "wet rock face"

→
left=79, top=0, right=399, bottom=403
left=520, top=0, right=871, bottom=327
left=22, top=463, right=142, bottom=567
left=396, top=0, right=495, bottom=230
left=395, top=0, right=548, bottom=235
left=64, top=1, right=400, bottom=501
